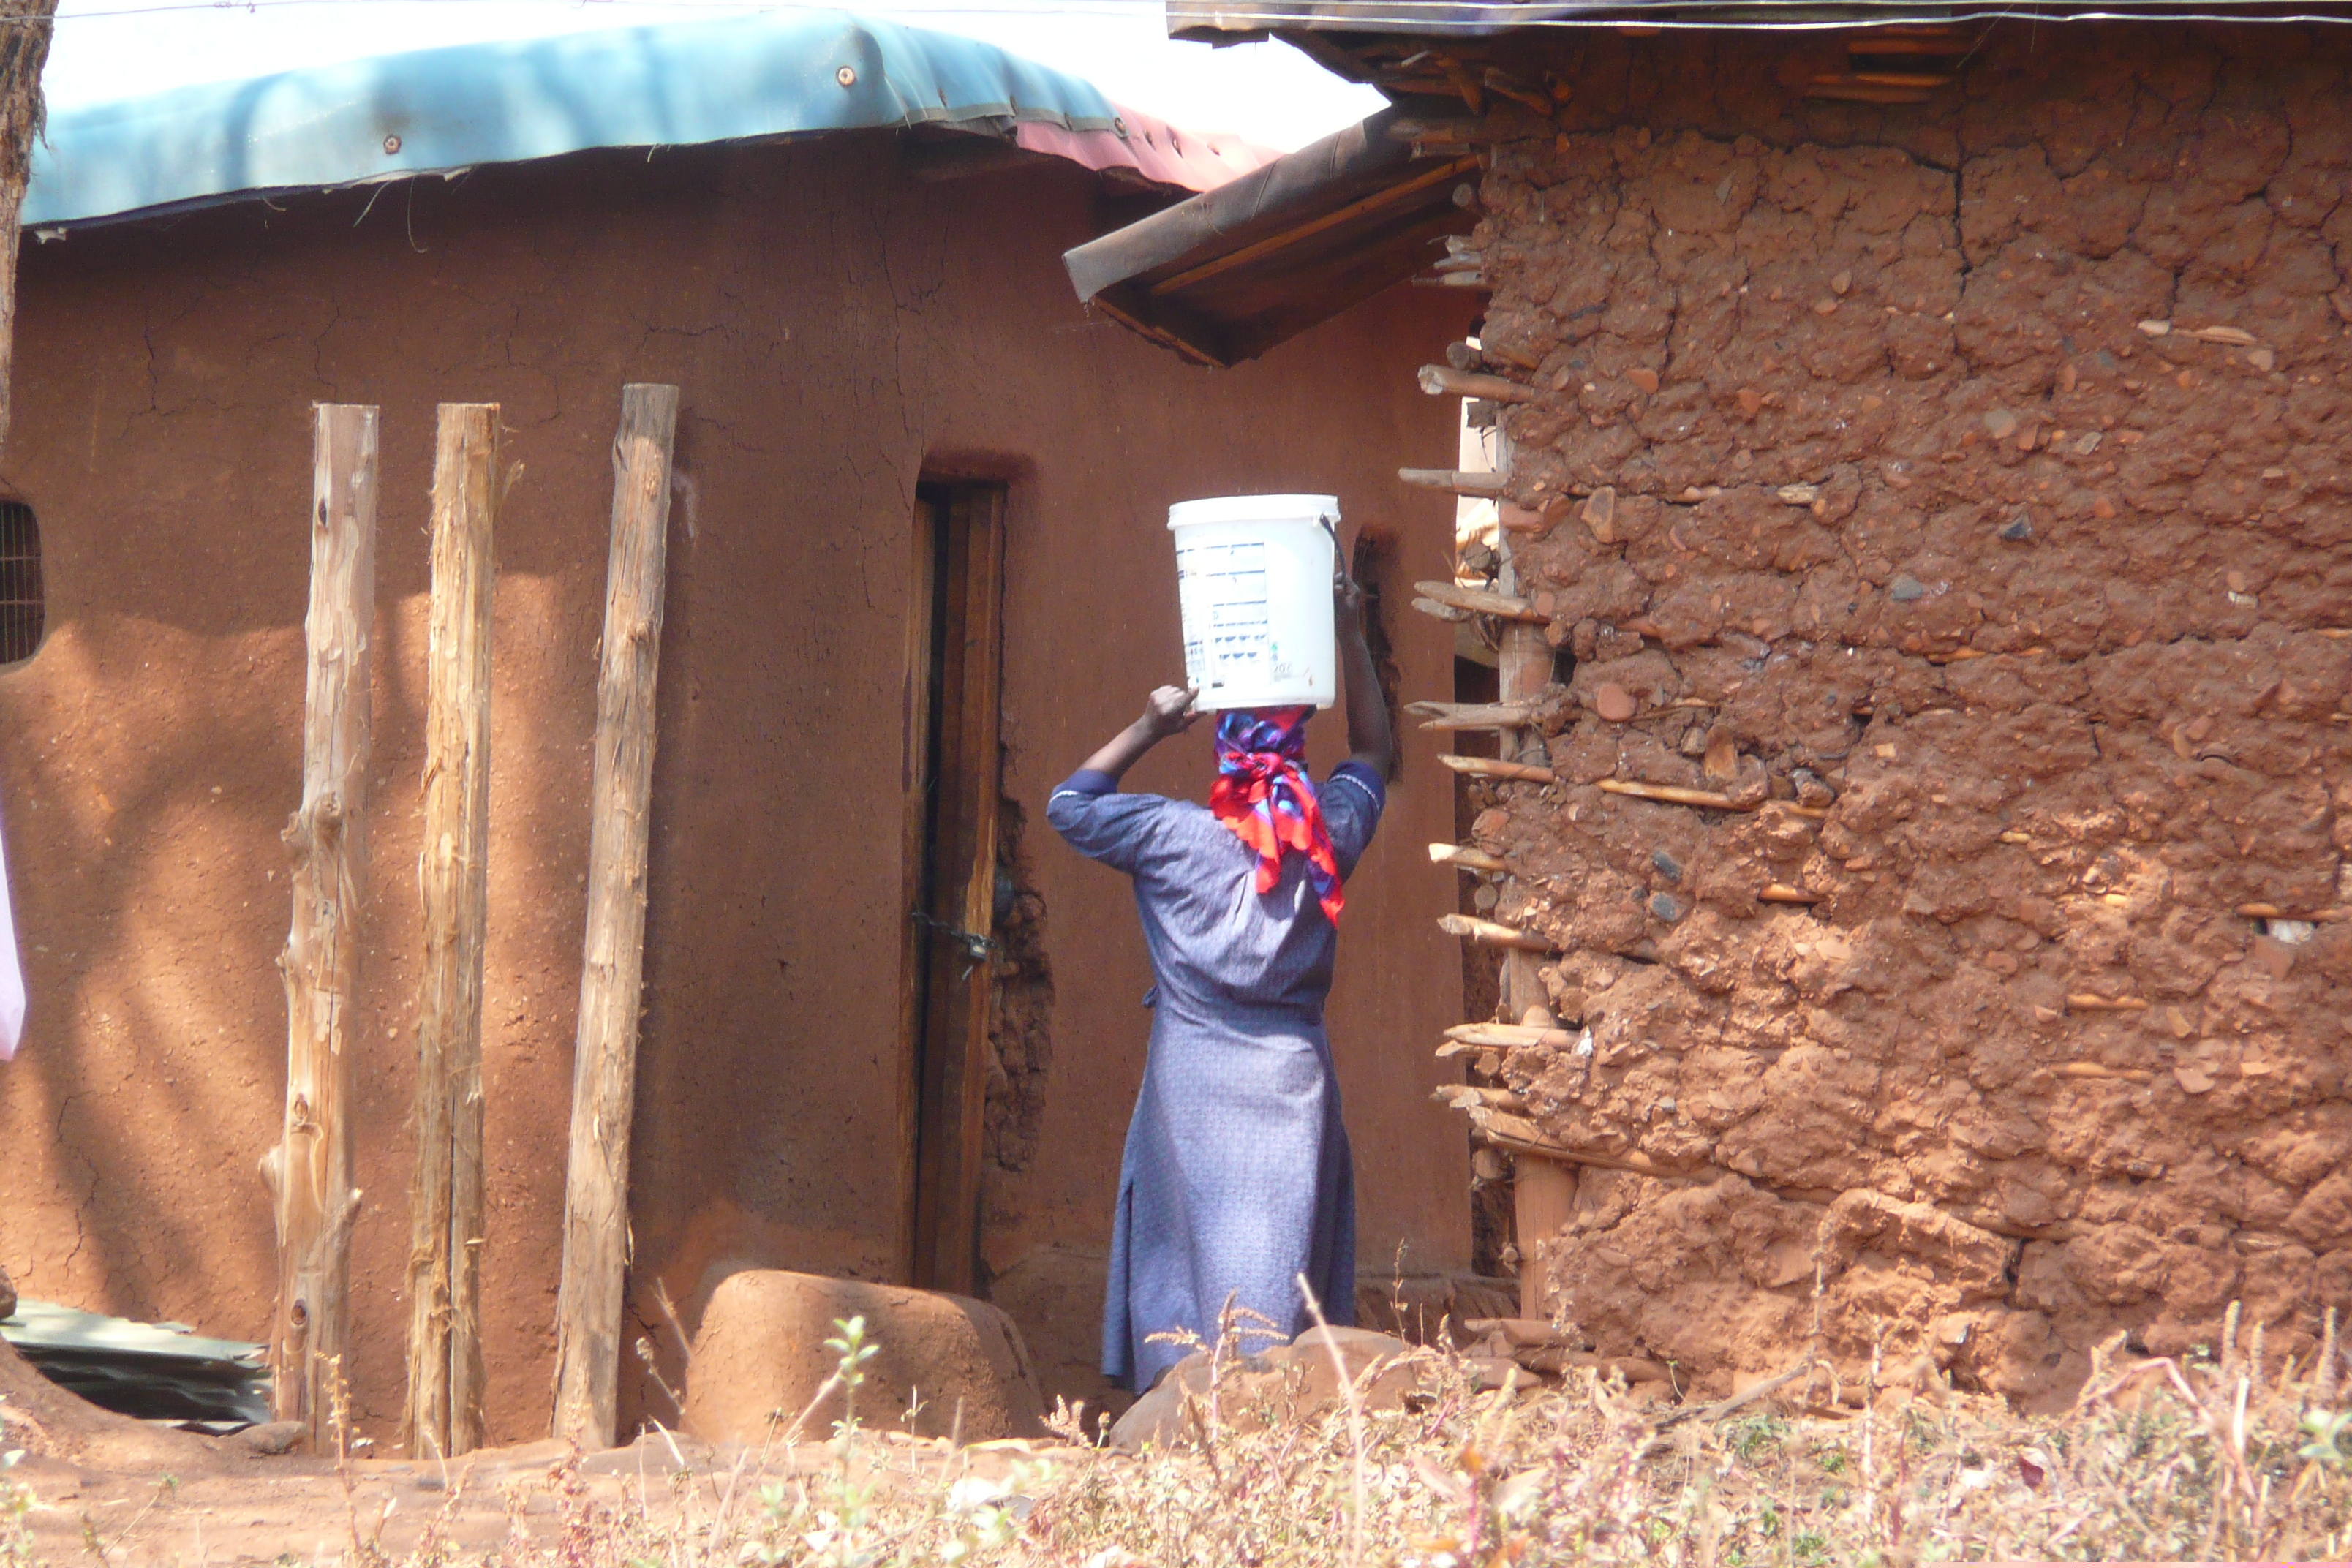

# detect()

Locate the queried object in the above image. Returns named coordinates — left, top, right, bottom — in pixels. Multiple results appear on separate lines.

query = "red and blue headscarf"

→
left=1208, top=706, right=1345, bottom=924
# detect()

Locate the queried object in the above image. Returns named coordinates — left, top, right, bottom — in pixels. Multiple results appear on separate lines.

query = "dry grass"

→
left=10, top=1312, right=2351, bottom=1565
left=1013, top=1325, right=2352, bottom=1567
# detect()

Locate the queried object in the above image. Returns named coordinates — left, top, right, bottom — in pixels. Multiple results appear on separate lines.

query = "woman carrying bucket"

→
left=1047, top=495, right=1394, bottom=1394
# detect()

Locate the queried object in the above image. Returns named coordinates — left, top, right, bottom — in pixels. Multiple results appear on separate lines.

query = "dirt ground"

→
left=7, top=1430, right=1085, bottom=1565
left=0, top=1333, right=1074, bottom=1564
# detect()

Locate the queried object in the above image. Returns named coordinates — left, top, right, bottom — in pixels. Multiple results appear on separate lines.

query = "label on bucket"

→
left=1176, top=538, right=1279, bottom=696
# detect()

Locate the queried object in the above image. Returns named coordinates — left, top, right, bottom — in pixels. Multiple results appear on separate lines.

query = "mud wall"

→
left=1455, top=24, right=2352, bottom=1405
left=0, top=133, right=1477, bottom=1444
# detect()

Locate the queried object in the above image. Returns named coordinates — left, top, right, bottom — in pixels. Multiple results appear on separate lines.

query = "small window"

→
left=0, top=502, right=42, bottom=665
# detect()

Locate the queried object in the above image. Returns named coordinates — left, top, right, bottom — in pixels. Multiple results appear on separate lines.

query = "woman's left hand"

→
left=1334, top=563, right=1365, bottom=637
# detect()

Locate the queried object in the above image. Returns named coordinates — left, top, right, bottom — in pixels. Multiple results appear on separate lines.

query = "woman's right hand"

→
left=1142, top=684, right=1200, bottom=739
left=1071, top=685, right=1201, bottom=783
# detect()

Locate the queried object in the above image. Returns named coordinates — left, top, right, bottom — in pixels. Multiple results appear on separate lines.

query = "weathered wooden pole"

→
left=1493, top=480, right=1577, bottom=1323
left=401, top=404, right=502, bottom=1460
left=262, top=404, right=379, bottom=1445
left=0, top=0, right=59, bottom=459
left=552, top=384, right=677, bottom=1447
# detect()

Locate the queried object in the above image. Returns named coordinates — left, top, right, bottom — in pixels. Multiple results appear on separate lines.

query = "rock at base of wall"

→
left=1356, top=1273, right=1521, bottom=1346
left=0, top=1264, right=14, bottom=1323
left=682, top=1271, right=1046, bottom=1445
left=1107, top=1327, right=1417, bottom=1452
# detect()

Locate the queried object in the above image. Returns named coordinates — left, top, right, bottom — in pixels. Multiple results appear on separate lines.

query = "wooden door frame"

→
left=898, top=481, right=1006, bottom=1294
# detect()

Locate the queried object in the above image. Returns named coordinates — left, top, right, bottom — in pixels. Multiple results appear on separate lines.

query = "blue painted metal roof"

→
left=24, top=11, right=1134, bottom=227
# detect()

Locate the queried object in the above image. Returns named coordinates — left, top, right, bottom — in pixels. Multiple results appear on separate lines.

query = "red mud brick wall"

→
left=1457, top=24, right=2352, bottom=1405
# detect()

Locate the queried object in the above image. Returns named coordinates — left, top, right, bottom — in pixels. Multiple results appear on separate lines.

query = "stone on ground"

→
left=1107, top=1326, right=1419, bottom=1452
left=682, top=1270, right=1046, bottom=1444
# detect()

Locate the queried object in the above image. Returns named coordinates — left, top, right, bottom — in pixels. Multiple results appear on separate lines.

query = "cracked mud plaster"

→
left=1462, top=25, right=2352, bottom=1408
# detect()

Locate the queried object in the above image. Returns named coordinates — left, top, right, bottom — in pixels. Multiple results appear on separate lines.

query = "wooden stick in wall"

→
left=1411, top=579, right=1548, bottom=622
left=1417, top=364, right=1537, bottom=404
left=402, top=404, right=502, bottom=1462
left=1435, top=1083, right=1529, bottom=1113
left=1430, top=843, right=1511, bottom=873
left=2052, top=1062, right=2154, bottom=1083
left=1444, top=1022, right=1575, bottom=1050
left=262, top=404, right=378, bottom=1447
left=554, top=384, right=679, bottom=1449
left=1398, top=467, right=1509, bottom=496
left=2065, top=993, right=2149, bottom=1012
left=1471, top=1110, right=1699, bottom=1181
left=1406, top=699, right=1538, bottom=730
left=1597, top=778, right=1749, bottom=810
left=1439, top=913, right=1558, bottom=951
left=1436, top=753, right=1556, bottom=784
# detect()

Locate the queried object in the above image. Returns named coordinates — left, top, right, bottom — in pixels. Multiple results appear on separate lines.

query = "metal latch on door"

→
left=911, top=908, right=1000, bottom=978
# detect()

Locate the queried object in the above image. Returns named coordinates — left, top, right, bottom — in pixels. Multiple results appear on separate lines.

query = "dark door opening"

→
left=900, top=480, right=1006, bottom=1294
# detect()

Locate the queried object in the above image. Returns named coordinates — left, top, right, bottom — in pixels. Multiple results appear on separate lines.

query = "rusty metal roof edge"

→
left=1065, top=102, right=1442, bottom=306
left=1168, top=0, right=2352, bottom=37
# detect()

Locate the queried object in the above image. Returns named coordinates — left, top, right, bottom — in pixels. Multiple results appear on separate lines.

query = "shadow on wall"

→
left=0, top=500, right=614, bottom=1444
left=0, top=610, right=330, bottom=1330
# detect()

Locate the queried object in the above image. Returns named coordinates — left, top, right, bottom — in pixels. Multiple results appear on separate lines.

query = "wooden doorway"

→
left=900, top=480, right=1006, bottom=1294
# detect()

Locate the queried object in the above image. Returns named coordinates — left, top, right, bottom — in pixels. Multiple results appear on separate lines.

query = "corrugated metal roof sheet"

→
left=4, top=1298, right=270, bottom=1428
left=24, top=10, right=1273, bottom=229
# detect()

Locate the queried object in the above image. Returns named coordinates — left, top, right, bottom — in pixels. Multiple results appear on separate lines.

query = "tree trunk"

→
left=263, top=405, right=378, bottom=1446
left=0, top=1, right=55, bottom=459
left=402, top=405, right=501, bottom=1460
left=552, top=385, right=676, bottom=1448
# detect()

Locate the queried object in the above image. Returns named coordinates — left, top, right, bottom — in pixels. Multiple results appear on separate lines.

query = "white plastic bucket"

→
left=1168, top=494, right=1339, bottom=712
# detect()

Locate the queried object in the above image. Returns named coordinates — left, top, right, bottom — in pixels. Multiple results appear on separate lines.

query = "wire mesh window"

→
left=0, top=502, right=42, bottom=665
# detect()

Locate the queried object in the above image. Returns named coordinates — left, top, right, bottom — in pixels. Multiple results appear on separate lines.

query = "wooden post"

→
left=401, top=404, right=501, bottom=1460
left=261, top=404, right=378, bottom=1445
left=1493, top=483, right=1578, bottom=1323
left=552, top=384, right=677, bottom=1447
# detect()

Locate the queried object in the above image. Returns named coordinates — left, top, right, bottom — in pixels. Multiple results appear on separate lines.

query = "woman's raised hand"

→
left=1071, top=684, right=1201, bottom=783
left=1334, top=562, right=1366, bottom=638
left=1143, top=684, right=1201, bottom=739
